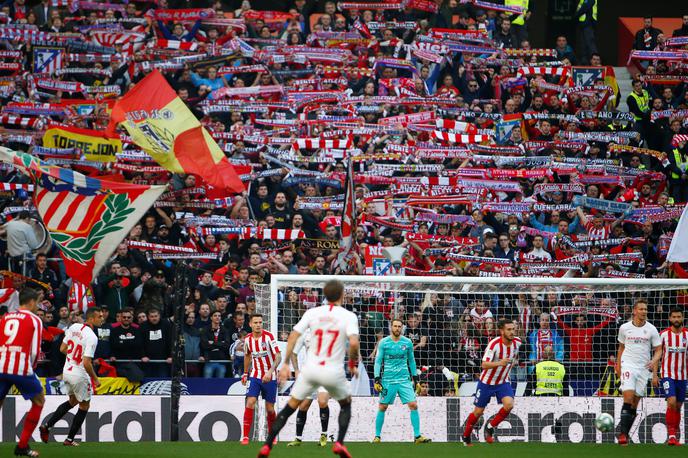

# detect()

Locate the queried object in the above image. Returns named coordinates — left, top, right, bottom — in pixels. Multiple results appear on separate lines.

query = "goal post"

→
left=256, top=275, right=688, bottom=391
left=255, top=275, right=688, bottom=442
left=253, top=275, right=688, bottom=442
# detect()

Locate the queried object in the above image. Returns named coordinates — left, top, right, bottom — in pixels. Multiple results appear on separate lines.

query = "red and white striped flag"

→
left=353, top=19, right=372, bottom=38
left=90, top=30, right=146, bottom=54
left=517, top=66, right=570, bottom=79
left=336, top=159, right=358, bottom=273
left=0, top=147, right=166, bottom=285
left=293, top=137, right=352, bottom=150
left=0, top=115, right=43, bottom=129
left=239, top=228, right=305, bottom=240
left=68, top=281, right=94, bottom=314
left=672, top=134, right=688, bottom=146
left=432, top=131, right=491, bottom=144
left=155, top=39, right=199, bottom=51
left=0, top=288, right=19, bottom=312
left=0, top=183, right=34, bottom=191
left=435, top=119, right=478, bottom=133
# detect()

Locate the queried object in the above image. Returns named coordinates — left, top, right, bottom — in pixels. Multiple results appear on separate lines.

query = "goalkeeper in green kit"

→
left=373, top=318, right=432, bottom=444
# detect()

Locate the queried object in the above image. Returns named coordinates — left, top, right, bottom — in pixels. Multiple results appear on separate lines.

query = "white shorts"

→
left=63, top=373, right=92, bottom=402
left=619, top=366, right=651, bottom=396
left=307, top=386, right=328, bottom=400
left=291, top=365, right=350, bottom=401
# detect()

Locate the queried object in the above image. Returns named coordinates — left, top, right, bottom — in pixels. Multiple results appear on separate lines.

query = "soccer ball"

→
left=594, top=413, right=615, bottom=432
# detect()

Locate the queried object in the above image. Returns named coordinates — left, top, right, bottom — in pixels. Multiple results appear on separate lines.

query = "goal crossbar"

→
left=265, top=275, right=688, bottom=335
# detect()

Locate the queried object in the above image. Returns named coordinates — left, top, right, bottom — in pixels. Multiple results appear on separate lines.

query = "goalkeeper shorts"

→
left=379, top=381, right=416, bottom=405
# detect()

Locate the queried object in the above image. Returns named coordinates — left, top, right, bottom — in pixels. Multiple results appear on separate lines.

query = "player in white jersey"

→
left=615, top=299, right=662, bottom=445
left=39, top=307, right=103, bottom=446
left=287, top=330, right=331, bottom=447
left=258, top=280, right=360, bottom=458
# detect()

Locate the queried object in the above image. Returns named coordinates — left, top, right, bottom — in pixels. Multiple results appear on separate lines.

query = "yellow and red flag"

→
left=604, top=66, right=620, bottom=107
left=107, top=70, right=244, bottom=194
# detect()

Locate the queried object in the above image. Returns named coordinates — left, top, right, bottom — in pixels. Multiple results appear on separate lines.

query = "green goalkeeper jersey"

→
left=374, top=336, right=417, bottom=384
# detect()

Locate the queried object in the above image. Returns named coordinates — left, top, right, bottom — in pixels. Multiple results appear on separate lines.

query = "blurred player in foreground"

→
left=373, top=318, right=431, bottom=444
left=40, top=307, right=104, bottom=446
left=287, top=330, right=331, bottom=447
left=258, top=280, right=359, bottom=458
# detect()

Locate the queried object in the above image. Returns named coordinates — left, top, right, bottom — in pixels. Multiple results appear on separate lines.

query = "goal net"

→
left=256, top=275, right=688, bottom=395
left=254, top=275, right=688, bottom=443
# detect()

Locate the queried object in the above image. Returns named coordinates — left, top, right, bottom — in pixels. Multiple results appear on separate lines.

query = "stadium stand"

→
left=0, top=0, right=686, bottom=399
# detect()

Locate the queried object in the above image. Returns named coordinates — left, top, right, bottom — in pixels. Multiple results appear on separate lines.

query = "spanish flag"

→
left=604, top=66, right=620, bottom=108
left=107, top=70, right=244, bottom=194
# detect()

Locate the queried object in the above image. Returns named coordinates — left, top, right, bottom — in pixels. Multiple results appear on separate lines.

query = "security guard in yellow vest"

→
left=532, top=346, right=565, bottom=436
left=668, top=148, right=688, bottom=180
left=666, top=140, right=688, bottom=203
left=534, top=346, right=565, bottom=396
left=627, top=80, right=650, bottom=122
left=505, top=0, right=529, bottom=46
left=576, top=0, right=597, bottom=23
left=576, top=0, right=598, bottom=63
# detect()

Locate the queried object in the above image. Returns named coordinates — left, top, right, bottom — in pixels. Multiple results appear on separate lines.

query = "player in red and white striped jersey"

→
left=0, top=288, right=44, bottom=457
left=463, top=319, right=521, bottom=446
left=241, top=314, right=281, bottom=445
left=659, top=319, right=687, bottom=380
left=245, top=330, right=279, bottom=380
left=479, top=329, right=522, bottom=385
left=655, top=308, right=688, bottom=446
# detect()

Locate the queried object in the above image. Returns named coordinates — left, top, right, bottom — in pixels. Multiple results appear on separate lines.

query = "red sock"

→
left=463, top=413, right=479, bottom=438
left=243, top=408, right=254, bottom=439
left=490, top=408, right=510, bottom=428
left=267, top=410, right=276, bottom=433
left=666, top=408, right=676, bottom=437
left=18, top=403, right=43, bottom=448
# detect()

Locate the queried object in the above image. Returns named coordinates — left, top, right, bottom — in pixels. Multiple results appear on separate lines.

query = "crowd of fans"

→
left=0, top=1, right=687, bottom=389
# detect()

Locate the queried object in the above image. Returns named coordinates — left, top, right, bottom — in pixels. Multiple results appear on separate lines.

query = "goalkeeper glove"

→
left=413, top=376, right=422, bottom=394
left=374, top=377, right=383, bottom=393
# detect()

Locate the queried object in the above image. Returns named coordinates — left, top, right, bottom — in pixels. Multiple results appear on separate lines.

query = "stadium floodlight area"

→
left=256, top=276, right=688, bottom=398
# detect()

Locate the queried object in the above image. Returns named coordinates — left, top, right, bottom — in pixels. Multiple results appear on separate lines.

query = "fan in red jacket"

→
left=556, top=312, right=612, bottom=362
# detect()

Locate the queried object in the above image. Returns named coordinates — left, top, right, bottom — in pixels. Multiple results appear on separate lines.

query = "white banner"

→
left=277, top=396, right=447, bottom=442
left=667, top=204, right=688, bottom=262
left=0, top=396, right=244, bottom=443
left=0, top=396, right=684, bottom=443
left=457, top=397, right=685, bottom=444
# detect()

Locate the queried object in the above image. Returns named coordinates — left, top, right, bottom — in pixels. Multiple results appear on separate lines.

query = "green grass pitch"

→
left=1, top=442, right=687, bottom=457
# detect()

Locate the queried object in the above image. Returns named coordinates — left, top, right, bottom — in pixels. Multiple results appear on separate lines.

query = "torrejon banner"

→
left=42, top=125, right=122, bottom=162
